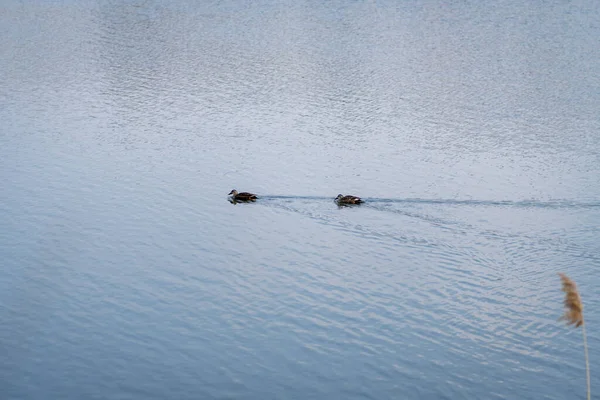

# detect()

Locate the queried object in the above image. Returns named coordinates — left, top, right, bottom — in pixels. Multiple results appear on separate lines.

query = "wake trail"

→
left=258, top=196, right=600, bottom=209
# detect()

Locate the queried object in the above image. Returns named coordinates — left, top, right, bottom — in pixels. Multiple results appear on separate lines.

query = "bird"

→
left=335, top=194, right=363, bottom=205
left=228, top=189, right=258, bottom=202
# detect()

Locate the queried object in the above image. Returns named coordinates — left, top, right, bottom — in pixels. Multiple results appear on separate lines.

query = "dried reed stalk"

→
left=559, top=273, right=590, bottom=400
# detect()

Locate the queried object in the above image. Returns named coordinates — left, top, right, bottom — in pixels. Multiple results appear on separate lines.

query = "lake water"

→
left=1, top=1, right=599, bottom=399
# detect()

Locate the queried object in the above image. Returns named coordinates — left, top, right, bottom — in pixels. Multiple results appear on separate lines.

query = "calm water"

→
left=2, top=1, right=599, bottom=399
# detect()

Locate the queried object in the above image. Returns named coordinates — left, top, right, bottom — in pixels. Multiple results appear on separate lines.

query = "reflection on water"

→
left=1, top=0, right=599, bottom=399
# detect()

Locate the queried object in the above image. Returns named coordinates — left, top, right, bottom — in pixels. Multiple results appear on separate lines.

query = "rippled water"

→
left=2, top=1, right=599, bottom=399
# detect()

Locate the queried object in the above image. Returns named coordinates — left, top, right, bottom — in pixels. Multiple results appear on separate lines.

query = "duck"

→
left=228, top=189, right=258, bottom=201
left=335, top=194, right=363, bottom=205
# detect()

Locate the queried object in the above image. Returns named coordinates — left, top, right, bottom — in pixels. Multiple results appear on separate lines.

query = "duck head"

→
left=228, top=189, right=238, bottom=196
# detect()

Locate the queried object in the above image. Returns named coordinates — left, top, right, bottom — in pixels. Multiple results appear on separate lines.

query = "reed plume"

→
left=559, top=273, right=590, bottom=400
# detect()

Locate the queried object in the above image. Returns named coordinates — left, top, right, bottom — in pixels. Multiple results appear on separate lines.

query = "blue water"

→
left=1, top=1, right=599, bottom=399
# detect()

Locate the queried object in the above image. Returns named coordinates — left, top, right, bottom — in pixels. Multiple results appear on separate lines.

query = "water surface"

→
left=1, top=1, right=599, bottom=399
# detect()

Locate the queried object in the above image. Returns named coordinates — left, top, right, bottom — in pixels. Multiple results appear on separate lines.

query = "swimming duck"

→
left=335, top=194, right=363, bottom=205
left=228, top=189, right=258, bottom=201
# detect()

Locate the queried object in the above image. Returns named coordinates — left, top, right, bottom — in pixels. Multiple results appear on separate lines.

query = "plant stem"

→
left=582, top=323, right=591, bottom=400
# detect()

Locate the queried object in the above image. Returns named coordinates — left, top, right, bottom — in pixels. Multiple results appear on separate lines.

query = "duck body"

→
left=335, top=194, right=363, bottom=205
left=228, top=189, right=258, bottom=201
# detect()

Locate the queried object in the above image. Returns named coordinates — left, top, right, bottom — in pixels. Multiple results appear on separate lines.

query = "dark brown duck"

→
left=228, top=189, right=258, bottom=201
left=335, top=194, right=363, bottom=205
